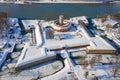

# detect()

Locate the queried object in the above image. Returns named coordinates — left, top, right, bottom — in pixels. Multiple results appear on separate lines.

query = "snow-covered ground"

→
left=0, top=18, right=21, bottom=69
left=42, top=59, right=70, bottom=80
left=92, top=18, right=120, bottom=49
left=0, top=59, right=64, bottom=80
left=1, top=17, right=120, bottom=80
left=71, top=53, right=120, bottom=80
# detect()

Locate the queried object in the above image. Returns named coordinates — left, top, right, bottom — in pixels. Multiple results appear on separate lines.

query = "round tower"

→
left=52, top=15, right=71, bottom=32
left=59, top=15, right=64, bottom=25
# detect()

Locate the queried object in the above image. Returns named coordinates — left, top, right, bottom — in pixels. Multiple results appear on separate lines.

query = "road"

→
left=64, top=49, right=87, bottom=80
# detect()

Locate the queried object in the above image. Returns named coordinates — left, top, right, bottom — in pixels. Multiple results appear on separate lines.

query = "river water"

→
left=0, top=3, right=120, bottom=19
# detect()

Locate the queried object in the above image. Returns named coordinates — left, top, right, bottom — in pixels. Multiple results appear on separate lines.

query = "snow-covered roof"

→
left=15, top=43, right=56, bottom=67
left=88, top=36, right=116, bottom=50
left=8, top=18, right=18, bottom=26
left=0, top=51, right=8, bottom=68
left=44, top=17, right=115, bottom=52
left=45, top=36, right=89, bottom=50
left=21, top=20, right=39, bottom=30
left=0, top=39, right=7, bottom=49
left=71, top=16, right=88, bottom=24
left=104, top=19, right=118, bottom=26
left=81, top=25, right=95, bottom=39
left=35, top=25, right=42, bottom=46
left=71, top=51, right=86, bottom=57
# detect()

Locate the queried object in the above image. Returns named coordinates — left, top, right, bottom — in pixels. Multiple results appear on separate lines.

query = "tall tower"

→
left=59, top=15, right=64, bottom=25
left=52, top=15, right=71, bottom=32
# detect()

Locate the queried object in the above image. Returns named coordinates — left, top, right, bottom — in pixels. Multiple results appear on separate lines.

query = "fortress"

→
left=15, top=15, right=116, bottom=70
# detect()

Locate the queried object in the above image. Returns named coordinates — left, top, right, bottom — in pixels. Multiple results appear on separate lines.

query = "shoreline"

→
left=0, top=1, right=120, bottom=4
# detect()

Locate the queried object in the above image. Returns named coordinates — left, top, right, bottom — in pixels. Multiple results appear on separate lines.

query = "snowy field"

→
left=71, top=53, right=120, bottom=80
left=0, top=52, right=64, bottom=80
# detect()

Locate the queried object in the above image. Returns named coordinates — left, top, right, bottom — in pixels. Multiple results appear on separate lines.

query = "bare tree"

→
left=84, top=71, right=89, bottom=78
left=31, top=71, right=42, bottom=80
left=82, top=59, right=88, bottom=69
left=118, top=27, right=120, bottom=34
left=63, top=76, right=67, bottom=80
left=0, top=12, right=8, bottom=36
left=112, top=56, right=120, bottom=77
left=4, top=63, right=10, bottom=73
left=106, top=24, right=112, bottom=33
left=113, top=11, right=120, bottom=20
left=112, top=66, right=118, bottom=77
left=89, top=57, right=96, bottom=68
left=101, top=14, right=109, bottom=22
left=93, top=76, right=99, bottom=80
left=95, top=54, right=102, bottom=63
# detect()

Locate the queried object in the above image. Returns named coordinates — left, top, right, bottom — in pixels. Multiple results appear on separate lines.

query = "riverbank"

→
left=0, top=0, right=120, bottom=4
